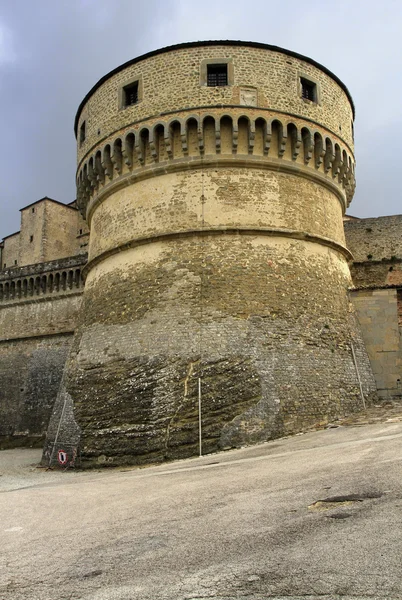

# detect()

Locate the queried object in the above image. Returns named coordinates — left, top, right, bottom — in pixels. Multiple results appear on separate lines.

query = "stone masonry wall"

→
left=345, top=215, right=402, bottom=262
left=77, top=42, right=354, bottom=164
left=0, top=334, right=73, bottom=446
left=345, top=215, right=402, bottom=288
left=64, top=235, right=376, bottom=467
left=2, top=232, right=20, bottom=269
left=0, top=257, right=84, bottom=446
left=351, top=289, right=402, bottom=399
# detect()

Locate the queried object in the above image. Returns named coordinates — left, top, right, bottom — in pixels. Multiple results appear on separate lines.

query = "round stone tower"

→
left=70, top=41, right=375, bottom=466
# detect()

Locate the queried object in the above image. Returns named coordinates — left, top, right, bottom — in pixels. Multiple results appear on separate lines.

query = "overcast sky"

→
left=0, top=0, right=401, bottom=239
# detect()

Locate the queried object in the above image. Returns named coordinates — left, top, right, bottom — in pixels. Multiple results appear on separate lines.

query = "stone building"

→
left=0, top=41, right=400, bottom=466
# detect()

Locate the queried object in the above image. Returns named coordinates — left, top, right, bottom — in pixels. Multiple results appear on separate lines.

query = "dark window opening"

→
left=301, top=78, right=317, bottom=102
left=30, top=235, right=33, bottom=243
left=124, top=81, right=139, bottom=107
left=207, top=64, right=228, bottom=87
left=80, top=121, right=86, bottom=145
left=3, top=263, right=6, bottom=268
left=32, top=207, right=35, bottom=214
left=14, top=260, right=17, bottom=265
left=79, top=229, right=83, bottom=235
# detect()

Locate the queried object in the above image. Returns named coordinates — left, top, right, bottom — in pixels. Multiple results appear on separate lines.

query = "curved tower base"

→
left=64, top=235, right=375, bottom=467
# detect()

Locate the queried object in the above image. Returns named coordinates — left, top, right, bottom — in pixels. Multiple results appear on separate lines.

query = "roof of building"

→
left=19, top=196, right=78, bottom=212
left=1, top=230, right=20, bottom=241
left=74, top=39, right=355, bottom=135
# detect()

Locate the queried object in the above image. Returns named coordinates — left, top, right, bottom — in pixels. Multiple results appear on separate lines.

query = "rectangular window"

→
left=32, top=207, right=35, bottom=214
left=124, top=81, right=139, bottom=107
left=207, top=64, right=228, bottom=87
left=80, top=121, right=86, bottom=145
left=301, top=78, right=317, bottom=102
left=14, top=259, right=17, bottom=265
left=30, top=235, right=33, bottom=243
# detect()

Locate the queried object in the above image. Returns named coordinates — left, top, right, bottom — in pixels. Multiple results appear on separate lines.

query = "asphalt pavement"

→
left=1, top=420, right=401, bottom=600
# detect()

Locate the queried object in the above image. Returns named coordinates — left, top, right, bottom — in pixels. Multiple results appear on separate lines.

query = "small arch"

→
left=332, top=143, right=342, bottom=179
left=286, top=122, right=301, bottom=161
left=152, top=123, right=166, bottom=162
left=169, top=119, right=183, bottom=159
left=301, top=127, right=313, bottom=165
left=269, top=119, right=285, bottom=157
left=202, top=115, right=217, bottom=155
left=41, top=275, right=47, bottom=294
left=254, top=117, right=267, bottom=156
left=123, top=131, right=135, bottom=169
left=10, top=281, right=15, bottom=299
left=74, top=269, right=81, bottom=288
left=22, top=279, right=28, bottom=297
left=87, top=157, right=96, bottom=190
left=61, top=271, right=67, bottom=291
left=186, top=117, right=200, bottom=156
left=54, top=272, right=60, bottom=292
left=48, top=273, right=54, bottom=293
left=137, top=127, right=150, bottom=165
left=101, top=144, right=113, bottom=180
left=324, top=137, right=334, bottom=174
left=237, top=116, right=251, bottom=155
left=314, top=132, right=325, bottom=170
left=111, top=138, right=123, bottom=174
left=34, top=276, right=41, bottom=295
left=95, top=150, right=104, bottom=185
left=220, top=115, right=233, bottom=154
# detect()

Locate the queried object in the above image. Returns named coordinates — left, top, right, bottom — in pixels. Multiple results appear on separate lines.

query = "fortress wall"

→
left=345, top=215, right=402, bottom=262
left=351, top=288, right=402, bottom=399
left=0, top=334, right=73, bottom=444
left=0, top=294, right=82, bottom=340
left=0, top=291, right=83, bottom=446
left=345, top=216, right=402, bottom=288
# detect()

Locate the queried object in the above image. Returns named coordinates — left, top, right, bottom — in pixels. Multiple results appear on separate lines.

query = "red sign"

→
left=57, top=449, right=68, bottom=465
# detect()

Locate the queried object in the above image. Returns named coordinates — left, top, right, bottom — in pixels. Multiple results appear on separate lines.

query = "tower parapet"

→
left=62, top=42, right=374, bottom=466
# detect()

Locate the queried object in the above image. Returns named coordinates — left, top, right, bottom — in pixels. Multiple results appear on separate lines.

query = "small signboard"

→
left=57, top=449, right=68, bottom=466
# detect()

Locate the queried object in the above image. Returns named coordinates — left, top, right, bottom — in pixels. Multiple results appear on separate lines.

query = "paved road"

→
left=1, top=422, right=401, bottom=599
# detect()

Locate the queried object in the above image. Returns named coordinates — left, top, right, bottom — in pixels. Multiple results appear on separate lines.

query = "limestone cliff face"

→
left=65, top=41, right=375, bottom=466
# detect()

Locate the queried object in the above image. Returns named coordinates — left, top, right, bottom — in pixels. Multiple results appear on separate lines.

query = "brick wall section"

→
left=0, top=335, right=73, bottom=445
left=350, top=289, right=402, bottom=399
left=345, top=215, right=402, bottom=288
left=0, top=257, right=84, bottom=445
left=344, top=215, right=402, bottom=262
